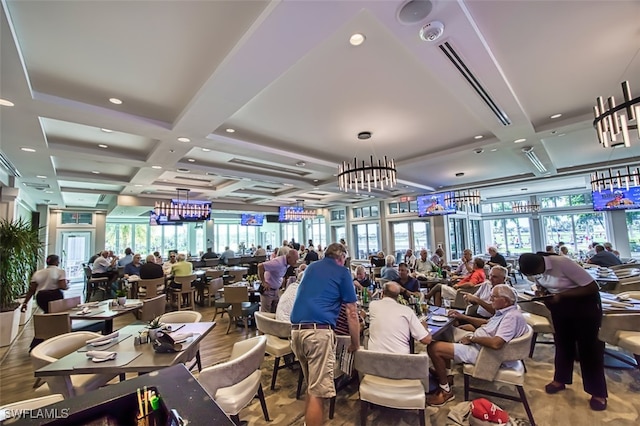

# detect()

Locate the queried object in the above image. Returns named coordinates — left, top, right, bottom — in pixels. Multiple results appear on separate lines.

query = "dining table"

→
left=68, top=299, right=144, bottom=334
left=35, top=322, right=217, bottom=378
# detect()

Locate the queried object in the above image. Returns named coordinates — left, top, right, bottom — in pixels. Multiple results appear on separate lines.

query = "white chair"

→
left=30, top=331, right=118, bottom=398
left=170, top=274, right=197, bottom=311
left=198, top=335, right=269, bottom=425
left=139, top=294, right=166, bottom=322
left=160, top=310, right=203, bottom=371
left=522, top=311, right=555, bottom=358
left=462, top=325, right=536, bottom=426
left=0, top=394, right=64, bottom=422
left=254, top=311, right=295, bottom=390
left=354, top=349, right=430, bottom=426
left=599, top=313, right=640, bottom=370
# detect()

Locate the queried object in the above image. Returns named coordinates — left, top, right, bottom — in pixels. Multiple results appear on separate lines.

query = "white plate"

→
left=431, top=315, right=449, bottom=323
left=90, top=339, right=113, bottom=347
left=91, top=356, right=115, bottom=363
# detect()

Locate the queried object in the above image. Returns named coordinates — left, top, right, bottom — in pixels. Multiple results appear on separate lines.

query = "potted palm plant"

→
left=147, top=316, right=163, bottom=340
left=0, top=218, right=42, bottom=347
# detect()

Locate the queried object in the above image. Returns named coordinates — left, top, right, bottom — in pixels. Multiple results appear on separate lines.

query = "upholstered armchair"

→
left=254, top=311, right=295, bottom=390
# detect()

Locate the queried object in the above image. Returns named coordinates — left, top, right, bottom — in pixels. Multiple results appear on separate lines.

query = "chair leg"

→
left=516, top=385, right=536, bottom=426
left=360, top=399, right=368, bottom=426
left=243, top=317, right=248, bottom=336
left=529, top=332, right=538, bottom=358
left=257, top=383, right=270, bottom=422
left=32, top=378, right=44, bottom=389
left=119, top=373, right=126, bottom=382
left=196, top=350, right=202, bottom=372
left=230, top=414, right=241, bottom=425
left=464, top=374, right=470, bottom=401
left=329, top=396, right=336, bottom=419
left=226, top=315, right=233, bottom=334
left=271, top=357, right=281, bottom=390
left=419, top=408, right=426, bottom=426
left=296, top=368, right=304, bottom=399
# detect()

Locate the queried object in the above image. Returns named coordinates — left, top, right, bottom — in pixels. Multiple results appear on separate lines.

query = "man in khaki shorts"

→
left=290, top=243, right=360, bottom=426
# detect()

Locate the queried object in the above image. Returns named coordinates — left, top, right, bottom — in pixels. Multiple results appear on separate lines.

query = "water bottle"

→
left=362, top=288, right=369, bottom=304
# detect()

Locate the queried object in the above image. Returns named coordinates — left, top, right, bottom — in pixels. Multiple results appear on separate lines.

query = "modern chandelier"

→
left=337, top=132, right=397, bottom=193
left=590, top=165, right=640, bottom=192
left=154, top=188, right=211, bottom=219
left=511, top=202, right=541, bottom=214
left=593, top=81, right=639, bottom=148
left=444, top=189, right=481, bottom=206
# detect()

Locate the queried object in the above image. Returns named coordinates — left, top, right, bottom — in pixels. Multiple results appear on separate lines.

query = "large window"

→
left=353, top=223, right=380, bottom=259
left=214, top=222, right=260, bottom=254
left=306, top=217, right=326, bottom=248
left=484, top=217, right=532, bottom=256
left=628, top=211, right=640, bottom=257
left=448, top=218, right=466, bottom=260
left=542, top=213, right=606, bottom=257
left=332, top=226, right=346, bottom=245
left=390, top=220, right=432, bottom=262
left=106, top=222, right=201, bottom=258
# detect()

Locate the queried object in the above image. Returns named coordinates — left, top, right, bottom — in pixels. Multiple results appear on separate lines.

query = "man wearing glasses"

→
left=162, top=252, right=178, bottom=275
left=290, top=243, right=359, bottom=426
left=426, top=284, right=527, bottom=407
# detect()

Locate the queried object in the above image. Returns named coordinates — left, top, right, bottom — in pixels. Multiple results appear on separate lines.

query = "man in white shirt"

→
left=415, top=249, right=436, bottom=276
left=275, top=267, right=306, bottom=322
left=21, top=254, right=68, bottom=313
left=92, top=250, right=119, bottom=296
left=368, top=282, right=432, bottom=354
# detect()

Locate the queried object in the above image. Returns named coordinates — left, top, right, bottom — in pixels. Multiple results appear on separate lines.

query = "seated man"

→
left=396, top=262, right=421, bottom=297
left=370, top=251, right=386, bottom=267
left=452, top=249, right=474, bottom=279
left=415, top=248, right=437, bottom=277
left=123, top=253, right=142, bottom=276
left=487, top=246, right=507, bottom=267
left=91, top=250, right=119, bottom=297
left=140, top=254, right=165, bottom=279
left=423, top=258, right=486, bottom=306
left=403, top=249, right=417, bottom=270
left=426, top=284, right=528, bottom=406
left=380, top=255, right=400, bottom=281
left=169, top=253, right=193, bottom=289
left=353, top=265, right=373, bottom=290
left=368, top=282, right=432, bottom=353
left=431, top=248, right=448, bottom=270
left=587, top=244, right=622, bottom=267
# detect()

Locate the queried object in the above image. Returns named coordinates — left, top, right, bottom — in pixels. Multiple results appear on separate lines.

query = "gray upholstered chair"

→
left=139, top=294, right=166, bottom=322
left=198, top=335, right=269, bottom=425
left=203, top=276, right=224, bottom=307
left=136, top=277, right=165, bottom=299
left=254, top=311, right=295, bottom=390
left=599, top=312, right=640, bottom=370
left=30, top=331, right=118, bottom=398
left=224, top=286, right=259, bottom=335
left=354, top=348, right=430, bottom=426
left=462, top=325, right=535, bottom=426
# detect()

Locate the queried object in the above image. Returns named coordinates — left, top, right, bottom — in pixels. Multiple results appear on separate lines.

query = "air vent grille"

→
left=229, top=158, right=310, bottom=176
left=23, top=182, right=50, bottom=190
left=439, top=41, right=511, bottom=126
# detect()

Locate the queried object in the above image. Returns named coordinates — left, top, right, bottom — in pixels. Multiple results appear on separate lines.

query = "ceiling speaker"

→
left=397, top=0, right=433, bottom=25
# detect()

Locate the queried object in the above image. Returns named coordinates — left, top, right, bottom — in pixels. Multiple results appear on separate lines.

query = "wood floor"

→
left=0, top=295, right=258, bottom=407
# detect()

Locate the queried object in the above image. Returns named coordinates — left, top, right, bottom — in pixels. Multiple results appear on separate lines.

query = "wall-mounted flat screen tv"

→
left=279, top=206, right=304, bottom=222
left=592, top=187, right=640, bottom=211
left=417, top=193, right=457, bottom=217
left=241, top=213, right=264, bottom=226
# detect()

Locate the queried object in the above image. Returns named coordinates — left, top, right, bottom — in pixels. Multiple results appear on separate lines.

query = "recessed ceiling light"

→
left=45, top=190, right=53, bottom=194
left=0, top=98, right=15, bottom=107
left=283, top=183, right=294, bottom=187
left=557, top=133, right=566, bottom=137
left=202, top=148, right=211, bottom=152
left=225, top=128, right=235, bottom=133
left=187, top=159, right=195, bottom=162
left=91, top=171, right=100, bottom=174
left=313, top=179, right=319, bottom=183
left=36, top=175, right=47, bottom=179
left=514, top=138, right=526, bottom=143
left=98, top=144, right=108, bottom=148
left=550, top=113, right=562, bottom=119
left=21, top=147, right=36, bottom=152
left=490, top=148, right=498, bottom=152
left=109, top=98, right=122, bottom=105
left=474, top=135, right=483, bottom=140
left=134, top=184, right=143, bottom=187
left=178, top=137, right=190, bottom=143
left=296, top=161, right=306, bottom=167
left=152, top=165, right=162, bottom=169
left=100, top=128, right=113, bottom=133
left=349, top=33, right=366, bottom=46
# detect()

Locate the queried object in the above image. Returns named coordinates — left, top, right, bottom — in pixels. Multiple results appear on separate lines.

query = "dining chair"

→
left=48, top=296, right=81, bottom=313
left=451, top=285, right=480, bottom=310
left=30, top=331, right=119, bottom=399
left=33, top=312, right=71, bottom=341
left=160, top=310, right=203, bottom=371
left=599, top=313, right=640, bottom=370
left=354, top=348, right=430, bottom=426
left=224, top=286, right=259, bottom=335
left=47, top=296, right=104, bottom=334
left=139, top=294, right=167, bottom=322
left=170, top=274, right=197, bottom=311
left=0, top=394, right=64, bottom=422
left=228, top=267, right=248, bottom=283
left=205, top=258, right=221, bottom=267
left=462, top=325, right=536, bottom=426
left=84, top=266, right=109, bottom=302
left=198, top=335, right=269, bottom=425
left=254, top=311, right=296, bottom=390
left=522, top=311, right=555, bottom=358
left=203, top=276, right=224, bottom=307
left=137, top=277, right=165, bottom=299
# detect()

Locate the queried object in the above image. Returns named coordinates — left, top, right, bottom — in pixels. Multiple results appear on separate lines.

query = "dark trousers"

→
left=35, top=289, right=63, bottom=313
left=547, top=292, right=607, bottom=398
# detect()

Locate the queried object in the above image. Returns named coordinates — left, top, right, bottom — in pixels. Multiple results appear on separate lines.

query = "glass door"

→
left=61, top=231, right=91, bottom=283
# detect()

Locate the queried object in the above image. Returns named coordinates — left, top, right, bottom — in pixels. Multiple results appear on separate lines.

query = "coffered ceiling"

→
left=1, top=0, right=639, bottom=216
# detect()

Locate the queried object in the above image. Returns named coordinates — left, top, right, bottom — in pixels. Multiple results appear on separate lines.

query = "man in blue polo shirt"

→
left=290, top=242, right=360, bottom=426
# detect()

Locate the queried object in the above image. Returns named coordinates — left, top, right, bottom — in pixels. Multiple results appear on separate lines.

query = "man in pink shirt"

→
left=258, top=249, right=299, bottom=312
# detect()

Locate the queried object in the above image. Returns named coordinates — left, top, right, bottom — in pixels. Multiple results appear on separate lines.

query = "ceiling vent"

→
left=438, top=41, right=511, bottom=126
left=229, top=158, right=310, bottom=176
left=23, top=182, right=50, bottom=191
left=0, top=152, right=20, bottom=177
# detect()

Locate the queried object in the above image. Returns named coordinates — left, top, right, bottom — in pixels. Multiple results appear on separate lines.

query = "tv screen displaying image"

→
left=417, top=193, right=456, bottom=216
left=279, top=206, right=304, bottom=222
left=165, top=199, right=211, bottom=222
left=592, top=187, right=640, bottom=211
left=150, top=212, right=181, bottom=226
left=241, top=213, right=264, bottom=226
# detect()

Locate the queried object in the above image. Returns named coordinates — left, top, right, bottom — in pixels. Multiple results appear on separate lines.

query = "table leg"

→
left=104, top=319, right=114, bottom=335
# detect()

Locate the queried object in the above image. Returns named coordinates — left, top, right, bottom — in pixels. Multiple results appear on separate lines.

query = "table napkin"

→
left=86, top=350, right=117, bottom=360
left=170, top=332, right=194, bottom=343
left=86, top=331, right=119, bottom=344
left=76, top=307, right=91, bottom=315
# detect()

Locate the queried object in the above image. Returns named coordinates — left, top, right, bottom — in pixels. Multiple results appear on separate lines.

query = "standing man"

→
left=21, top=254, right=68, bottom=313
left=258, top=249, right=299, bottom=312
left=290, top=243, right=359, bottom=426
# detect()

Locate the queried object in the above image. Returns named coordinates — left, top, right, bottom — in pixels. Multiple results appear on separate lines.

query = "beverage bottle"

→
left=362, top=288, right=369, bottom=304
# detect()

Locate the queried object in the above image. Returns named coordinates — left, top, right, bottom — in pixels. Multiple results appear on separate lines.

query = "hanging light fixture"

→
left=590, top=165, right=640, bottom=192
left=511, top=202, right=541, bottom=213
left=593, top=81, right=639, bottom=148
left=337, top=132, right=397, bottom=193
left=444, top=189, right=481, bottom=206
left=154, top=188, right=211, bottom=220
